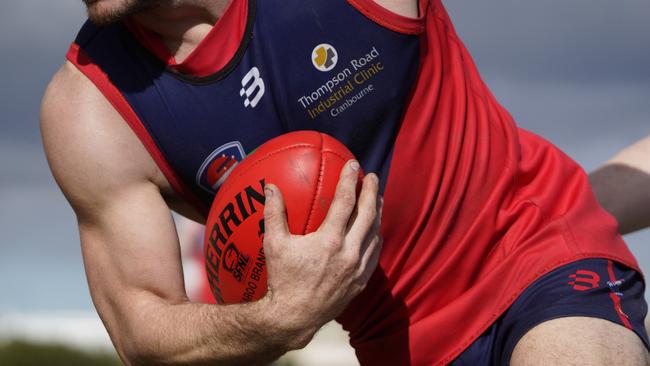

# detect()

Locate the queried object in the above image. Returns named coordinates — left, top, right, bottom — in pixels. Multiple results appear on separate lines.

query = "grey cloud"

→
left=0, top=142, right=87, bottom=311
left=488, top=80, right=650, bottom=163
left=0, top=141, right=53, bottom=187
left=1, top=1, right=85, bottom=143
left=445, top=1, right=650, bottom=83
left=0, top=184, right=87, bottom=311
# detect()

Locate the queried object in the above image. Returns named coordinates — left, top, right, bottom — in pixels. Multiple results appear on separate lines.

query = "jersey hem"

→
left=66, top=43, right=210, bottom=217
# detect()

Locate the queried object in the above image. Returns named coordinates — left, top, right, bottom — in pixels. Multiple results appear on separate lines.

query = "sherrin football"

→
left=204, top=131, right=360, bottom=304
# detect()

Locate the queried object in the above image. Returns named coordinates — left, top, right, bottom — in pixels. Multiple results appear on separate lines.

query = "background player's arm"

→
left=41, top=62, right=382, bottom=366
left=589, top=136, right=650, bottom=234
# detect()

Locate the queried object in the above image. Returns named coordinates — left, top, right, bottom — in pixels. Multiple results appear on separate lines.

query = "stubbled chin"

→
left=86, top=2, right=128, bottom=26
left=86, top=0, right=157, bottom=26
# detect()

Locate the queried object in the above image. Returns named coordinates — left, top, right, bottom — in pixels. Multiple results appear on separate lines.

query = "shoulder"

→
left=41, top=61, right=161, bottom=216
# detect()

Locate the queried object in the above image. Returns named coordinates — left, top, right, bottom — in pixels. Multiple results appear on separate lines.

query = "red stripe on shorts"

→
left=607, top=259, right=633, bottom=330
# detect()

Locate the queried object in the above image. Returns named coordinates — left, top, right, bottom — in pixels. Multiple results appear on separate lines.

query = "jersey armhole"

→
left=346, top=0, right=428, bottom=35
left=66, top=43, right=210, bottom=217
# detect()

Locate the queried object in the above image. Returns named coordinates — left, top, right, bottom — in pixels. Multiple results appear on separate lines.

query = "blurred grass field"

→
left=0, top=318, right=357, bottom=366
left=1, top=318, right=648, bottom=365
left=0, top=340, right=313, bottom=366
left=0, top=341, right=121, bottom=366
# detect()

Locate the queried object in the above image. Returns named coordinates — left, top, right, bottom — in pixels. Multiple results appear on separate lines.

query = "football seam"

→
left=303, top=134, right=325, bottom=234
left=303, top=139, right=353, bottom=233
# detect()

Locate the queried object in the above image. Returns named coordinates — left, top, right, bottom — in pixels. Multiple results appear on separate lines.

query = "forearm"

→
left=113, top=293, right=313, bottom=366
left=589, top=136, right=650, bottom=234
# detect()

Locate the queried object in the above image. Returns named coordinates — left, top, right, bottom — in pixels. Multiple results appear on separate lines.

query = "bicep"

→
left=79, top=183, right=188, bottom=309
left=78, top=182, right=189, bottom=344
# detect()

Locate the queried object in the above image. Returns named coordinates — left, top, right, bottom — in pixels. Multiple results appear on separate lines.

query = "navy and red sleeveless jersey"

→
left=67, top=0, right=642, bottom=364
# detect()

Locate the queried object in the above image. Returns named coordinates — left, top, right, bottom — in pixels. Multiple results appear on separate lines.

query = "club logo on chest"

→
left=197, top=141, right=247, bottom=194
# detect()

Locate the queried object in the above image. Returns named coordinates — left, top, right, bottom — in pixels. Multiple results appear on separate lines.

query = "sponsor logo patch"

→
left=312, top=43, right=338, bottom=72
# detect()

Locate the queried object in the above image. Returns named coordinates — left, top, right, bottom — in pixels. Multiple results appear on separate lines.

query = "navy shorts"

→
left=451, top=258, right=650, bottom=366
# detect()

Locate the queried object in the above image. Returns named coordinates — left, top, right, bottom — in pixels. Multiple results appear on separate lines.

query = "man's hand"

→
left=263, top=161, right=383, bottom=346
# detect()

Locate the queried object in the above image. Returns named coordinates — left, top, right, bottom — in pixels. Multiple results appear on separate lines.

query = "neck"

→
left=132, top=0, right=231, bottom=62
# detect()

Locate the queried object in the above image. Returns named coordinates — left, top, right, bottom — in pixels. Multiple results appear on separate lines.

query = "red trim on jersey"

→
left=66, top=43, right=210, bottom=217
left=347, top=0, right=427, bottom=35
left=607, top=259, right=633, bottom=329
left=124, top=0, right=248, bottom=77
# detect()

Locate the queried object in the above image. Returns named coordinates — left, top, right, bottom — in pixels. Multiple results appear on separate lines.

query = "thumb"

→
left=263, top=184, right=290, bottom=244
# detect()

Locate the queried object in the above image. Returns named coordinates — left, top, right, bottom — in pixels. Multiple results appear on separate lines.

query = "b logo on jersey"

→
left=312, top=44, right=338, bottom=72
left=240, top=67, right=265, bottom=108
left=197, top=141, right=247, bottom=194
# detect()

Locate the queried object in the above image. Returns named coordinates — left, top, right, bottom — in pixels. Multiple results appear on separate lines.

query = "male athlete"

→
left=41, top=0, right=650, bottom=365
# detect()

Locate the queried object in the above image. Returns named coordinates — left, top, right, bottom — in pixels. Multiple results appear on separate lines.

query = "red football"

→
left=204, top=131, right=360, bottom=304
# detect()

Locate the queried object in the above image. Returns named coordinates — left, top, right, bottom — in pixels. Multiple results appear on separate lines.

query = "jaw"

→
left=83, top=0, right=158, bottom=25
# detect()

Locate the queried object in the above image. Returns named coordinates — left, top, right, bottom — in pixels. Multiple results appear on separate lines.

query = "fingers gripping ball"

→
left=204, top=131, right=361, bottom=304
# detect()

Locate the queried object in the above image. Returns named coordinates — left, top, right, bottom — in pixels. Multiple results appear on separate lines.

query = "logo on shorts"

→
left=568, top=270, right=601, bottom=291
left=197, top=141, right=246, bottom=194
left=312, top=44, right=338, bottom=72
left=240, top=67, right=265, bottom=108
left=607, top=278, right=626, bottom=297
left=222, top=243, right=251, bottom=282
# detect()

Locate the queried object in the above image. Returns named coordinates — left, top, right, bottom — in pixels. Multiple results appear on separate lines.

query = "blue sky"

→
left=0, top=0, right=649, bottom=311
